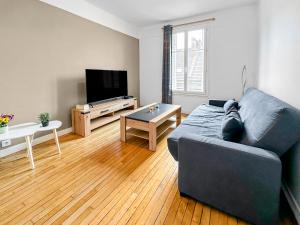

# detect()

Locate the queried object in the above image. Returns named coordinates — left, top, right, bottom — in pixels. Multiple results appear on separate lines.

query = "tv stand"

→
left=72, top=98, right=137, bottom=137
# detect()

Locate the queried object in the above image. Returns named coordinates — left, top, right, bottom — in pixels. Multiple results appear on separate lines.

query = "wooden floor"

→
left=0, top=120, right=297, bottom=225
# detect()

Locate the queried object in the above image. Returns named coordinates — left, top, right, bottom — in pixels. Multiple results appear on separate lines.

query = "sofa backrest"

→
left=239, top=88, right=300, bottom=156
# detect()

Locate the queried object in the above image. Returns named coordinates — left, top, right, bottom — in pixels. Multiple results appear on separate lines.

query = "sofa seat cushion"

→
left=168, top=104, right=224, bottom=161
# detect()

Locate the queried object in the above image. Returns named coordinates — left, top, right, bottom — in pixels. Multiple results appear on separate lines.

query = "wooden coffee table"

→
left=120, top=103, right=181, bottom=151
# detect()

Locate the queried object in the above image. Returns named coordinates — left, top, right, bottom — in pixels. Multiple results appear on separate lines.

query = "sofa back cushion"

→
left=239, top=88, right=300, bottom=156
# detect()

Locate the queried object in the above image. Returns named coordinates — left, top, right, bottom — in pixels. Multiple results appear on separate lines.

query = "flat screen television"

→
left=86, top=69, right=128, bottom=104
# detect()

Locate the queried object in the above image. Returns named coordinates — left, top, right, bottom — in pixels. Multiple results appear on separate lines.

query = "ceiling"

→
left=87, top=0, right=258, bottom=27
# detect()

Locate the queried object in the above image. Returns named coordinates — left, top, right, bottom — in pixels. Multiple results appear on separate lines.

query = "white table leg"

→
left=25, top=136, right=35, bottom=169
left=26, top=134, right=34, bottom=158
left=53, top=129, right=61, bottom=154
left=31, top=134, right=35, bottom=144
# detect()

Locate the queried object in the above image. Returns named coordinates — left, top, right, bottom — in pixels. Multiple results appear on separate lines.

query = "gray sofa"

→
left=167, top=88, right=300, bottom=225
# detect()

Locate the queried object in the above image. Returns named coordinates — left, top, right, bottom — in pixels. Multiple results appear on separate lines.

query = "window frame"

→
left=171, top=24, right=208, bottom=96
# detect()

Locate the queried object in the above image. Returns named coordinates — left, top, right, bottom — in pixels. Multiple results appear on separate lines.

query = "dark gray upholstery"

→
left=223, top=99, right=239, bottom=113
left=239, top=88, right=300, bottom=156
left=168, top=104, right=223, bottom=160
left=167, top=88, right=300, bottom=225
left=221, top=109, right=243, bottom=142
left=208, top=99, right=227, bottom=107
left=178, top=134, right=281, bottom=225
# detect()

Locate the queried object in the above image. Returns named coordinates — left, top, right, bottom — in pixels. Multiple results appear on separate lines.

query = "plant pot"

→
left=0, top=126, right=8, bottom=134
left=41, top=121, right=49, bottom=127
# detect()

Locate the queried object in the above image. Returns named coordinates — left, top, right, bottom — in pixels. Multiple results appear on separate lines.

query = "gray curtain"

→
left=162, top=25, right=173, bottom=104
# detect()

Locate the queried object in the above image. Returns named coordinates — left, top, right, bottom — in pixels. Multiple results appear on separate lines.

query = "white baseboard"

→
left=282, top=180, right=300, bottom=224
left=0, top=127, right=72, bottom=158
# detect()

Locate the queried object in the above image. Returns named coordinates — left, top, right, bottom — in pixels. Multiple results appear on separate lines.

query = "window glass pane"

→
left=188, top=30, right=205, bottom=50
left=172, top=32, right=185, bottom=91
left=173, top=32, right=184, bottom=50
left=172, top=51, right=184, bottom=91
left=187, top=29, right=205, bottom=92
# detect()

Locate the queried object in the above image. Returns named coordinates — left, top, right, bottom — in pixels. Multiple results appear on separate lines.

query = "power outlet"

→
left=2, top=139, right=11, bottom=148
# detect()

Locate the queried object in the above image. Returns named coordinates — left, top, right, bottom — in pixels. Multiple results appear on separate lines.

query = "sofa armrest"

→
left=208, top=99, right=227, bottom=107
left=178, top=134, right=281, bottom=225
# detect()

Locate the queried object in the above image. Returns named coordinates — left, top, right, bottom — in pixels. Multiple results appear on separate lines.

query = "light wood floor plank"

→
left=153, top=177, right=179, bottom=225
left=0, top=119, right=296, bottom=225
left=228, top=216, right=238, bottom=225
left=163, top=190, right=183, bottom=224
left=89, top=151, right=174, bottom=224
left=199, top=204, right=211, bottom=225
left=182, top=199, right=196, bottom=225
left=80, top=150, right=170, bottom=224
left=209, top=208, right=219, bottom=225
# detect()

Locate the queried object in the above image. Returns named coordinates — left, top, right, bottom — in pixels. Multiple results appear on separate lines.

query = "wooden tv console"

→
left=72, top=98, right=137, bottom=137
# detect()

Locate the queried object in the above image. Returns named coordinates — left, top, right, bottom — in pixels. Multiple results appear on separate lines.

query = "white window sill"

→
left=172, top=91, right=208, bottom=97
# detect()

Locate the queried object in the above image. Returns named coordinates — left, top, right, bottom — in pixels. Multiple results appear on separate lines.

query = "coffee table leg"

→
left=53, top=129, right=61, bottom=154
left=176, top=108, right=182, bottom=127
left=149, top=122, right=157, bottom=151
left=120, top=115, right=126, bottom=142
left=25, top=136, right=35, bottom=169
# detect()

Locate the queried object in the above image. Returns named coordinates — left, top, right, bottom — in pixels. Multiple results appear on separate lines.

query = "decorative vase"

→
left=0, top=126, right=8, bottom=134
left=42, top=121, right=49, bottom=127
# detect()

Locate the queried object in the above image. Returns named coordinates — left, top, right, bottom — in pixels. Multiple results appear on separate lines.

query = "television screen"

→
left=86, top=69, right=128, bottom=103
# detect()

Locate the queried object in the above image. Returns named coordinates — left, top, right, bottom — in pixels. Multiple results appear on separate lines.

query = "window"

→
left=172, top=27, right=207, bottom=94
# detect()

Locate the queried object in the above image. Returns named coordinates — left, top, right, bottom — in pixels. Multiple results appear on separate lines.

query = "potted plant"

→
left=38, top=113, right=50, bottom=127
left=0, top=114, right=14, bottom=134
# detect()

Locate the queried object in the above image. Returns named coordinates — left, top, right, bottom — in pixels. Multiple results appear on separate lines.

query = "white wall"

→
left=258, top=0, right=300, bottom=109
left=140, top=4, right=259, bottom=113
left=40, top=0, right=140, bottom=38
left=258, top=0, right=300, bottom=222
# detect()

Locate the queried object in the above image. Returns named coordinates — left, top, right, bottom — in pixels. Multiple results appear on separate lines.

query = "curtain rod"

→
left=162, top=17, right=216, bottom=29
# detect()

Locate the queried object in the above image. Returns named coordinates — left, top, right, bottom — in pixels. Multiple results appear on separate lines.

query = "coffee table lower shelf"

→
left=126, top=119, right=175, bottom=140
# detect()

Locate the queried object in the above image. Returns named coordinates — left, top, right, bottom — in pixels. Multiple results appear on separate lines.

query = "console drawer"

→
left=90, top=99, right=135, bottom=119
left=90, top=108, right=112, bottom=119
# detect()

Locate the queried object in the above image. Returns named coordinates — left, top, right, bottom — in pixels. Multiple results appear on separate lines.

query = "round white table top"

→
left=0, top=120, right=62, bottom=141
left=0, top=122, right=38, bottom=141
left=37, top=120, right=62, bottom=132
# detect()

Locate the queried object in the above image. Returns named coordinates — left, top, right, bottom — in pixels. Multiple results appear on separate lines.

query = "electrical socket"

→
left=2, top=139, right=11, bottom=148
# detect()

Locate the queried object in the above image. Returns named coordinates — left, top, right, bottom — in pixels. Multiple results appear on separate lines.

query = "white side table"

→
left=0, top=120, right=62, bottom=169
left=34, top=120, right=62, bottom=154
left=0, top=122, right=39, bottom=169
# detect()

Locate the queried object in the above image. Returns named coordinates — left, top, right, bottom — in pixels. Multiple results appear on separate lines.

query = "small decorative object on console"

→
left=38, top=112, right=50, bottom=127
left=76, top=104, right=90, bottom=112
left=0, top=114, right=14, bottom=134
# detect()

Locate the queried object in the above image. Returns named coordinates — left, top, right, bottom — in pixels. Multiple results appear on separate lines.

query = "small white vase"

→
left=0, top=126, right=8, bottom=134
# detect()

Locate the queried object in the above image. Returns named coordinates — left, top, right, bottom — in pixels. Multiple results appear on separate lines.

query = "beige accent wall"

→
left=0, top=0, right=139, bottom=145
